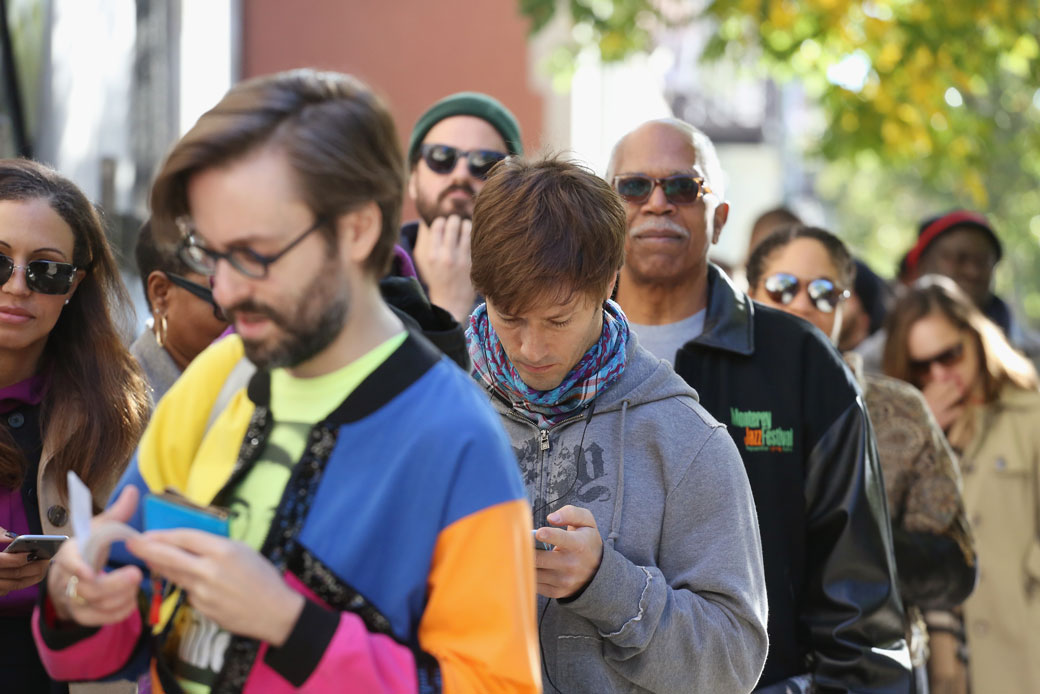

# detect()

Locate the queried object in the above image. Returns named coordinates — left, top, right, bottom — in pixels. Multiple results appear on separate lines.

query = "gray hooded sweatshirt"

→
left=483, top=336, right=769, bottom=693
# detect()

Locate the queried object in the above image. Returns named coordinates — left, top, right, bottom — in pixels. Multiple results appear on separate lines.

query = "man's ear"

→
left=146, top=270, right=172, bottom=314
left=337, top=201, right=383, bottom=266
left=711, top=202, right=730, bottom=245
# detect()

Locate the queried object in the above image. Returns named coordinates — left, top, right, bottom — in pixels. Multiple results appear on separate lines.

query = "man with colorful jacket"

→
left=610, top=119, right=911, bottom=693
left=465, top=155, right=769, bottom=693
left=33, top=69, right=541, bottom=694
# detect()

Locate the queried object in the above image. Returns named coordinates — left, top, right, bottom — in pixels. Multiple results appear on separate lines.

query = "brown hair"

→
left=470, top=155, right=626, bottom=315
left=0, top=159, right=149, bottom=502
left=151, top=69, right=404, bottom=276
left=882, top=274, right=1038, bottom=401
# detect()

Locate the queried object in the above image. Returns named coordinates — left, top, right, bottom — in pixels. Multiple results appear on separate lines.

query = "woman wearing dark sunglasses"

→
left=131, top=218, right=228, bottom=404
left=884, top=274, right=1040, bottom=694
left=0, top=159, right=149, bottom=692
left=748, top=226, right=978, bottom=694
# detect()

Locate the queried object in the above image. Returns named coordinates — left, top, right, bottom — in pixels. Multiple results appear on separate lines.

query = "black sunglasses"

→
left=909, top=342, right=965, bottom=377
left=176, top=217, right=327, bottom=280
left=420, top=144, right=507, bottom=180
left=762, top=273, right=850, bottom=313
left=0, top=254, right=78, bottom=295
left=612, top=175, right=712, bottom=205
left=165, top=272, right=226, bottom=322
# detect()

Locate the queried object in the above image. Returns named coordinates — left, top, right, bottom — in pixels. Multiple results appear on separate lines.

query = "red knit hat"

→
left=904, top=210, right=1001, bottom=275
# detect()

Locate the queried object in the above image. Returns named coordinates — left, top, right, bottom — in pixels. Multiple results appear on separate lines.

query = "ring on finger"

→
left=65, top=575, right=87, bottom=606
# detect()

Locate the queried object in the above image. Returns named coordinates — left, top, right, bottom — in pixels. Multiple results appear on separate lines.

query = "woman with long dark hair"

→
left=0, top=159, right=149, bottom=692
left=884, top=274, right=1040, bottom=693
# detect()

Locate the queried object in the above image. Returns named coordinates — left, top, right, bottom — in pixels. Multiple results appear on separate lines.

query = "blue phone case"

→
left=143, top=493, right=230, bottom=536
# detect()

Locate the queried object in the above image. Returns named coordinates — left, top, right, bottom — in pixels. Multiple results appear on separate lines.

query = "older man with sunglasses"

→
left=610, top=119, right=912, bottom=694
left=401, top=92, right=522, bottom=323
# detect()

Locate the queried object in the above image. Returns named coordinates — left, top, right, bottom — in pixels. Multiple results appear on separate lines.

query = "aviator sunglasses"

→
left=0, top=254, right=78, bottom=295
left=612, top=175, right=712, bottom=205
left=763, top=272, right=850, bottom=313
left=419, top=144, right=507, bottom=180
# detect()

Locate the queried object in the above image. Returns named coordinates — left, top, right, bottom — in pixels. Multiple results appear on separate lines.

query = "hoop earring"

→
left=153, top=313, right=168, bottom=348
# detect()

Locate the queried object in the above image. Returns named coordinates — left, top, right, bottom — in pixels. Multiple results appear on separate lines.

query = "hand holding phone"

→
left=532, top=529, right=553, bottom=552
left=0, top=535, right=52, bottom=596
left=3, top=534, right=68, bottom=560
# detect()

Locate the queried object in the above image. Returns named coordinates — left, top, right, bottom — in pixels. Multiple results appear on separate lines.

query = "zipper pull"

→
left=539, top=429, right=550, bottom=452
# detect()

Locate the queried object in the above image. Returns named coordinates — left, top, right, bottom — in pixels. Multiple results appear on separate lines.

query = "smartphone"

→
left=3, top=534, right=68, bottom=560
left=532, top=529, right=553, bottom=551
left=144, top=491, right=230, bottom=536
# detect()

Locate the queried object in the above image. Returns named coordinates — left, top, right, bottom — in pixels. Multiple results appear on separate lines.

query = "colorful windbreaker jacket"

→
left=33, top=333, right=541, bottom=694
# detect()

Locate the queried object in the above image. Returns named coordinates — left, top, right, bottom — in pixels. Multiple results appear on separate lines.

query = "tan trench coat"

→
left=31, top=423, right=136, bottom=694
left=958, top=385, right=1040, bottom=692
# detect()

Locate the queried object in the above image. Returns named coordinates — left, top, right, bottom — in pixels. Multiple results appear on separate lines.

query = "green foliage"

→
left=518, top=0, right=1040, bottom=323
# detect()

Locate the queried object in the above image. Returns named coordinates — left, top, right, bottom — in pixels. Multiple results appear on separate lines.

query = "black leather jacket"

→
left=671, top=266, right=912, bottom=694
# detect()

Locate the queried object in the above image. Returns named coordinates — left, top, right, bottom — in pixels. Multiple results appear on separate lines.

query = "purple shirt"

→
left=0, top=375, right=44, bottom=616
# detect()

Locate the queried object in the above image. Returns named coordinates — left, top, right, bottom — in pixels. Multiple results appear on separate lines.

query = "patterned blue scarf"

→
left=467, top=300, right=629, bottom=428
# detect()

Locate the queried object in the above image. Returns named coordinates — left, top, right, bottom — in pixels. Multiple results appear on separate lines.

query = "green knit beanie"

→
left=407, top=92, right=523, bottom=166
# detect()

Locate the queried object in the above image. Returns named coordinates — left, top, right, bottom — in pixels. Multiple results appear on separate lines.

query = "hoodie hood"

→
left=592, top=331, right=700, bottom=414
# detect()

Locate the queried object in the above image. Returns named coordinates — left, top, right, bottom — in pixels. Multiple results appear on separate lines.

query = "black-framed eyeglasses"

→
left=762, top=272, right=850, bottom=313
left=176, top=217, right=327, bottom=279
left=612, top=174, right=712, bottom=205
left=908, top=341, right=965, bottom=378
left=420, top=144, right=507, bottom=180
left=165, top=272, right=226, bottom=321
left=0, top=254, right=78, bottom=295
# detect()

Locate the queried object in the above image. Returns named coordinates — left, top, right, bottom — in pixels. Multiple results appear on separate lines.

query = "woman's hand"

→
left=927, top=630, right=968, bottom=694
left=0, top=540, right=50, bottom=596
left=921, top=380, right=965, bottom=431
left=46, top=486, right=144, bottom=626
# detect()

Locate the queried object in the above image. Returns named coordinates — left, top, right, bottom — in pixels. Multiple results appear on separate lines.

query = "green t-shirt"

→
left=170, top=332, right=407, bottom=693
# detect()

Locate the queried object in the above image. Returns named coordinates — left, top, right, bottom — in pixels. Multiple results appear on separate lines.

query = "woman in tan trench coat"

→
left=0, top=159, right=149, bottom=692
left=885, top=274, right=1040, bottom=693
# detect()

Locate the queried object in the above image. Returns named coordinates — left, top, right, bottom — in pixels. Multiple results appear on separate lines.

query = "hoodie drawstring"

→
left=606, top=399, right=630, bottom=548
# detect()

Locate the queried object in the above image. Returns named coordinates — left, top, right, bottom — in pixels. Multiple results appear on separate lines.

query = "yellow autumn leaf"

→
left=768, top=0, right=798, bottom=30
left=963, top=169, right=989, bottom=207
left=876, top=41, right=903, bottom=72
left=897, top=103, right=921, bottom=125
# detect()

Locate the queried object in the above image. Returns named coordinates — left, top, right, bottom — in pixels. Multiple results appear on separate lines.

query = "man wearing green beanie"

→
left=402, top=92, right=523, bottom=323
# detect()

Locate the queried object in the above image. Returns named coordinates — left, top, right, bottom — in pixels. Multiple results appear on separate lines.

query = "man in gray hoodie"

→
left=464, top=154, right=769, bottom=693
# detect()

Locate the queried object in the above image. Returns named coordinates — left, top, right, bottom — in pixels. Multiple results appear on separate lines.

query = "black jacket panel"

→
left=672, top=265, right=910, bottom=693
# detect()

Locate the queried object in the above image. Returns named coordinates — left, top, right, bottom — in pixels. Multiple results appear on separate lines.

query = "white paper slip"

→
left=67, top=470, right=93, bottom=551
left=67, top=471, right=141, bottom=570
